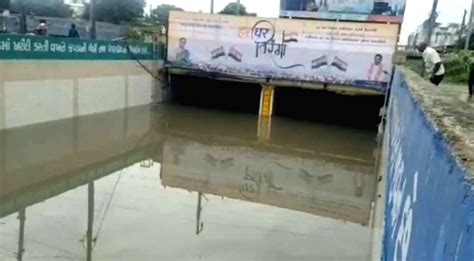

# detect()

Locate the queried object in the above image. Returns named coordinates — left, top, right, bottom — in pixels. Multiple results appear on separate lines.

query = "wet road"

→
left=0, top=104, right=378, bottom=261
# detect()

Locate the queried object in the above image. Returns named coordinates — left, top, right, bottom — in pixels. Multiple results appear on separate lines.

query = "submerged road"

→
left=0, top=104, right=380, bottom=261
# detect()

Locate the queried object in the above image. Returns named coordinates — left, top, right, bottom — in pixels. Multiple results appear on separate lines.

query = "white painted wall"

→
left=4, top=80, right=74, bottom=129
left=0, top=81, right=5, bottom=130
left=78, top=76, right=127, bottom=115
left=128, top=75, right=153, bottom=108
left=0, top=61, right=160, bottom=130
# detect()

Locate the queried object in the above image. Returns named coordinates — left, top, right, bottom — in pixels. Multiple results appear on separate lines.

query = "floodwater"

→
left=0, top=104, right=379, bottom=261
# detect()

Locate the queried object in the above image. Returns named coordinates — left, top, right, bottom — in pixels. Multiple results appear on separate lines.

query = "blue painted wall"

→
left=383, top=68, right=474, bottom=261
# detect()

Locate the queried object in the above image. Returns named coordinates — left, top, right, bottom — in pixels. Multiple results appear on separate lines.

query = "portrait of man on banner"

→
left=176, top=37, right=191, bottom=64
left=368, top=54, right=386, bottom=82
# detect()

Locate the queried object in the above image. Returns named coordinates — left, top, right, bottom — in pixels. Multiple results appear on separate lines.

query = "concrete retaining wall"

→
left=0, top=35, right=166, bottom=130
left=0, top=60, right=165, bottom=130
left=383, top=68, right=474, bottom=260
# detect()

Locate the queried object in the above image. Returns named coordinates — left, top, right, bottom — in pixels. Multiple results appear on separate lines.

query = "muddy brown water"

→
left=0, top=104, right=378, bottom=261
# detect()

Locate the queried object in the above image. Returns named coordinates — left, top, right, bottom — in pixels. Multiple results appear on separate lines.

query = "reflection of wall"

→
left=165, top=105, right=377, bottom=163
left=0, top=106, right=155, bottom=217
left=161, top=137, right=375, bottom=224
left=409, top=23, right=463, bottom=48
left=0, top=61, right=162, bottom=130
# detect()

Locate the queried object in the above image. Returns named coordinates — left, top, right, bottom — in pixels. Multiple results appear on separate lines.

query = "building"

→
left=63, top=0, right=88, bottom=17
left=408, top=22, right=464, bottom=48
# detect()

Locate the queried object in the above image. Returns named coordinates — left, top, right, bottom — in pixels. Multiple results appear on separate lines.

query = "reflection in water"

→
left=162, top=138, right=374, bottom=224
left=0, top=104, right=378, bottom=261
left=162, top=105, right=376, bottom=225
left=16, top=208, right=25, bottom=261
left=86, top=182, right=94, bottom=261
left=196, top=192, right=205, bottom=236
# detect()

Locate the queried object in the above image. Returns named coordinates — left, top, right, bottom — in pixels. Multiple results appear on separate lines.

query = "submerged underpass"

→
left=1, top=13, right=474, bottom=260
left=170, top=75, right=385, bottom=129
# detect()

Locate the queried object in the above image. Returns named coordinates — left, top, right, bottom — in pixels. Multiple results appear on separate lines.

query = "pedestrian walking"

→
left=68, top=23, right=80, bottom=38
left=417, top=42, right=446, bottom=86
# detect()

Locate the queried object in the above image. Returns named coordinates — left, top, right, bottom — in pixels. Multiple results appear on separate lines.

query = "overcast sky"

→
left=146, top=0, right=472, bottom=43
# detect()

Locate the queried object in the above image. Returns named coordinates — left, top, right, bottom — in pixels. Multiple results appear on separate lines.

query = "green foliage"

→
left=457, top=34, right=474, bottom=50
left=124, top=26, right=155, bottom=42
left=11, top=0, right=72, bottom=18
left=219, top=2, right=247, bottom=16
left=405, top=58, right=424, bottom=76
left=442, top=51, right=474, bottom=84
left=150, top=4, right=183, bottom=25
left=124, top=27, right=141, bottom=41
left=83, top=0, right=146, bottom=24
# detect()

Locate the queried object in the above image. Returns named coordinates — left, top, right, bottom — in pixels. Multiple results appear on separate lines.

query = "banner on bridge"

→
left=167, top=11, right=399, bottom=91
left=280, top=0, right=406, bottom=23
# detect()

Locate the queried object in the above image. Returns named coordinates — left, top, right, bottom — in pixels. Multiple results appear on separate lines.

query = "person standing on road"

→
left=417, top=42, right=445, bottom=86
left=68, top=24, right=80, bottom=38
left=36, top=19, right=48, bottom=36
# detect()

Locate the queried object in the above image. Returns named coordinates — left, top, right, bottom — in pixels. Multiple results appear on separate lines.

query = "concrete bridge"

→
left=163, top=11, right=402, bottom=128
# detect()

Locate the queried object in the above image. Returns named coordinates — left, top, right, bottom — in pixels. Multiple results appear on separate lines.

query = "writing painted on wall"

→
left=0, top=35, right=155, bottom=60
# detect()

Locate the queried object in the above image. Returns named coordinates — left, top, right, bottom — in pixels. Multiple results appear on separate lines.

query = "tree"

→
left=83, top=0, right=146, bottom=24
left=0, top=0, right=10, bottom=10
left=219, top=2, right=247, bottom=16
left=458, top=34, right=474, bottom=50
left=10, top=0, right=73, bottom=18
left=150, top=4, right=183, bottom=25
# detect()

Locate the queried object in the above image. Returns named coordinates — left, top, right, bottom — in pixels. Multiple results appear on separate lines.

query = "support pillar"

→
left=17, top=208, right=26, bottom=261
left=258, top=85, right=274, bottom=141
left=259, top=85, right=274, bottom=118
left=86, top=182, right=95, bottom=261
left=196, top=192, right=204, bottom=235
left=258, top=117, right=272, bottom=142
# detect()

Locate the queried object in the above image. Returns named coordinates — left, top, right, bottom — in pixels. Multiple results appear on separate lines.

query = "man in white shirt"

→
left=417, top=43, right=445, bottom=86
left=368, top=54, right=385, bottom=82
